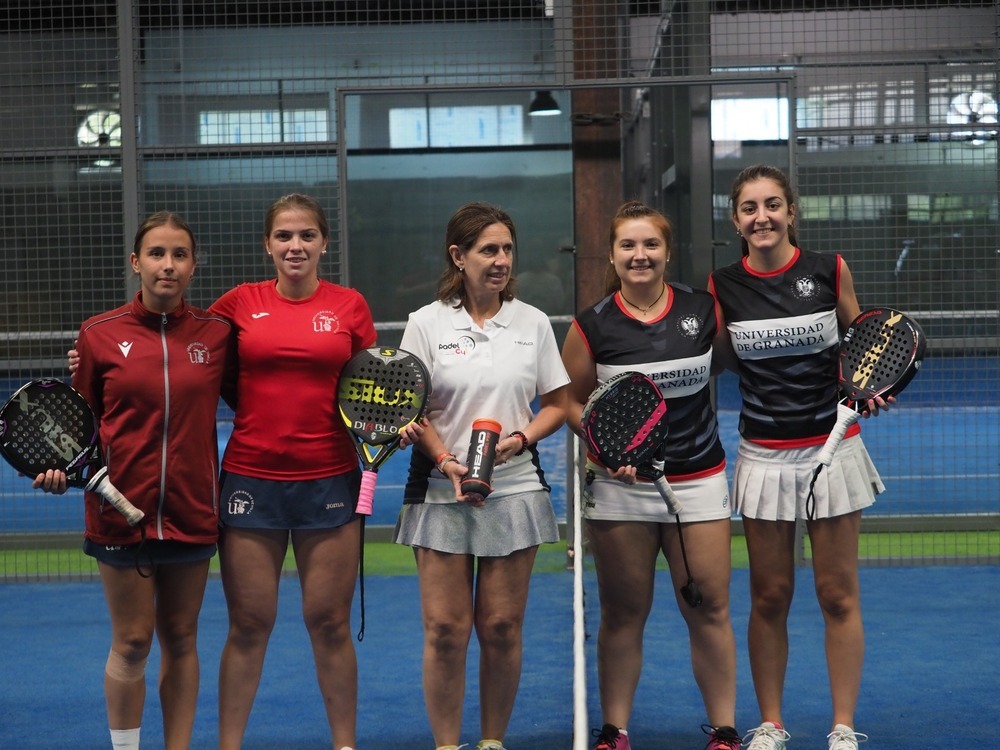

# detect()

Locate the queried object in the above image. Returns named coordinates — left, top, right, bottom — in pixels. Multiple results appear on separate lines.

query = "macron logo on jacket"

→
left=117, top=341, right=133, bottom=358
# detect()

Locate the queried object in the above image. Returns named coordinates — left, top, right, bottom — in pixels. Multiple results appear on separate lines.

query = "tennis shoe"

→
left=592, top=723, right=631, bottom=750
left=475, top=742, right=507, bottom=750
left=701, top=724, right=740, bottom=750
left=827, top=724, right=867, bottom=750
left=743, top=722, right=791, bottom=750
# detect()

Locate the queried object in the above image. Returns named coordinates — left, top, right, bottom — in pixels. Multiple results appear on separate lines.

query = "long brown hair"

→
left=729, top=164, right=798, bottom=257
left=437, top=201, right=518, bottom=307
left=603, top=200, right=673, bottom=295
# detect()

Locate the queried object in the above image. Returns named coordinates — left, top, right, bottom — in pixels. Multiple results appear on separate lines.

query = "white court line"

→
left=878, top=473, right=1000, bottom=481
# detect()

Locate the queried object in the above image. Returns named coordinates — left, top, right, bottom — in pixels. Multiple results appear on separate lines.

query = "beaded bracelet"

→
left=435, top=452, right=458, bottom=473
left=509, top=431, right=529, bottom=456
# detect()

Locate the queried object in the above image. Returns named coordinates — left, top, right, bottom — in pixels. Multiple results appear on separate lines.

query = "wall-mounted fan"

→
left=947, top=91, right=998, bottom=145
left=76, top=109, right=122, bottom=147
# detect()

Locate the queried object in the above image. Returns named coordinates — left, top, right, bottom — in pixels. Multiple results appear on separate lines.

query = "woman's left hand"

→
left=494, top=433, right=527, bottom=466
left=861, top=394, right=895, bottom=418
left=398, top=418, right=427, bottom=448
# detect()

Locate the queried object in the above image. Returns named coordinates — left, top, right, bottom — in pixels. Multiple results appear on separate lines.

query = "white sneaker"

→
left=743, top=722, right=791, bottom=750
left=827, top=724, right=868, bottom=750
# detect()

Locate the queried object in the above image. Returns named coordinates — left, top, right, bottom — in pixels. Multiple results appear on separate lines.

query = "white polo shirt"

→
left=401, top=297, right=570, bottom=503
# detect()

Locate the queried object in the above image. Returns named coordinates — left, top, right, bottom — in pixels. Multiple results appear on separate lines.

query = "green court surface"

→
left=5, top=531, right=998, bottom=580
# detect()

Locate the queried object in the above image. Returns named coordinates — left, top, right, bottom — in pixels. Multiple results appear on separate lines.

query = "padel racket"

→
left=581, top=370, right=681, bottom=514
left=806, top=307, right=925, bottom=517
left=0, top=378, right=145, bottom=526
left=338, top=347, right=429, bottom=516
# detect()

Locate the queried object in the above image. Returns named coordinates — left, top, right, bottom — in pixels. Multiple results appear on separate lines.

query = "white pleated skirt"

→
left=582, top=462, right=733, bottom=523
left=733, top=434, right=884, bottom=522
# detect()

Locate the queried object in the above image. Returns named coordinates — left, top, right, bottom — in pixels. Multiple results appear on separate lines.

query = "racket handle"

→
left=85, top=468, right=145, bottom=527
left=356, top=469, right=378, bottom=516
left=816, top=402, right=861, bottom=466
left=650, top=459, right=682, bottom=515
left=652, top=476, right=682, bottom=515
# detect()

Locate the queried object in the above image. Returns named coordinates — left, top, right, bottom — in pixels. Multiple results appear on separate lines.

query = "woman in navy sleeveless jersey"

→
left=709, top=165, right=886, bottom=750
left=562, top=201, right=740, bottom=750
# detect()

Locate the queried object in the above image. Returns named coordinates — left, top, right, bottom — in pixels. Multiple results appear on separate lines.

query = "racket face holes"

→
left=842, top=311, right=923, bottom=400
left=584, top=375, right=667, bottom=468
left=0, top=383, right=95, bottom=474
left=339, top=350, right=428, bottom=439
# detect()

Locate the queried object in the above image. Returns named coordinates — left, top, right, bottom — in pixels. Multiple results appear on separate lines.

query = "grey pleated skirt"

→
left=392, top=490, right=559, bottom=557
left=733, top=434, right=884, bottom=522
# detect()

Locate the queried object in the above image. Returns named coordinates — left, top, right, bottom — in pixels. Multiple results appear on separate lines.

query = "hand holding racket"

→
left=580, top=371, right=700, bottom=606
left=338, top=347, right=430, bottom=516
left=806, top=308, right=925, bottom=518
left=581, top=371, right=681, bottom=515
left=0, top=378, right=145, bottom=526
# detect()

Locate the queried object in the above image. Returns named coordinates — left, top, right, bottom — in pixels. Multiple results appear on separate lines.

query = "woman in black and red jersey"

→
left=562, top=201, right=740, bottom=750
left=709, top=165, right=887, bottom=750
left=37, top=211, right=232, bottom=750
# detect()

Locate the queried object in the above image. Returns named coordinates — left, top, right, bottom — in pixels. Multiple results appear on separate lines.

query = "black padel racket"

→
left=0, top=378, right=144, bottom=526
left=581, top=370, right=681, bottom=514
left=338, top=347, right=430, bottom=516
left=806, top=308, right=926, bottom=518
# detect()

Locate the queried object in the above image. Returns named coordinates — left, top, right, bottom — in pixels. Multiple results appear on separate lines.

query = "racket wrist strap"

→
left=509, top=430, right=529, bottom=456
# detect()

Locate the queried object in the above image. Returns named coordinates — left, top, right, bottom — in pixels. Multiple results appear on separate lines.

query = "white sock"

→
left=110, top=727, right=140, bottom=750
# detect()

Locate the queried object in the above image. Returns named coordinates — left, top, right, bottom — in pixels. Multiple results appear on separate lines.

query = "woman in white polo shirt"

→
left=394, top=201, right=570, bottom=750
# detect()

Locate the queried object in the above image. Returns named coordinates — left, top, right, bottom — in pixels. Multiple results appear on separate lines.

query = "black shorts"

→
left=219, top=469, right=362, bottom=530
left=83, top=538, right=216, bottom=567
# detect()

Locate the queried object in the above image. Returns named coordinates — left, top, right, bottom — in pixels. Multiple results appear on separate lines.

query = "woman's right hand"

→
left=608, top=464, right=638, bottom=485
left=440, top=459, right=486, bottom=507
left=33, top=469, right=68, bottom=495
left=67, top=340, right=79, bottom=375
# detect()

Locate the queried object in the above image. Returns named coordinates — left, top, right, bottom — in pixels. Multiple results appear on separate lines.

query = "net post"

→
left=794, top=518, right=807, bottom=566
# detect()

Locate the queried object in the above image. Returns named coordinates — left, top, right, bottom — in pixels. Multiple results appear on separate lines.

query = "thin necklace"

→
left=619, top=283, right=666, bottom=315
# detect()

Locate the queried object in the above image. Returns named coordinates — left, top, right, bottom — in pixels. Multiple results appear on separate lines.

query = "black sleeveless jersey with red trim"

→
left=573, top=283, right=724, bottom=476
left=710, top=249, right=843, bottom=442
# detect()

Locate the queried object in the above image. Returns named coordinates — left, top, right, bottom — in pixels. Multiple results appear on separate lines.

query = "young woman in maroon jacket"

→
left=36, top=211, right=233, bottom=750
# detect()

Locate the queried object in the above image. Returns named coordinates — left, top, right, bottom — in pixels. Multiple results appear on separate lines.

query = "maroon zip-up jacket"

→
left=74, top=293, right=232, bottom=545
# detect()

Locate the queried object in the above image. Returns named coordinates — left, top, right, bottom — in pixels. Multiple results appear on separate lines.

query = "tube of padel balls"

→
left=461, top=418, right=502, bottom=499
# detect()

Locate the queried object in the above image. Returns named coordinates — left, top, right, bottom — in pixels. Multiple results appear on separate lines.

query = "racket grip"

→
left=652, top=475, right=683, bottom=515
left=356, top=470, right=378, bottom=516
left=816, top=403, right=861, bottom=466
left=86, top=468, right=145, bottom=527
left=461, top=418, right=501, bottom=499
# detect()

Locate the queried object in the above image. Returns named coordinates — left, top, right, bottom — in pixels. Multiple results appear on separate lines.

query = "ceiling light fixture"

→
left=529, top=90, right=561, bottom=117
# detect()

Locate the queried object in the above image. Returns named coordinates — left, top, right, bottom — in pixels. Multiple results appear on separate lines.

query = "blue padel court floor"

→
left=1, top=565, right=997, bottom=749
